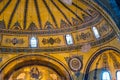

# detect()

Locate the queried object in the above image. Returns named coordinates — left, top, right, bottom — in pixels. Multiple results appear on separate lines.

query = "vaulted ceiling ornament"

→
left=0, top=20, right=6, bottom=29
left=60, top=20, right=70, bottom=28
left=72, top=17, right=82, bottom=26
left=44, top=21, right=54, bottom=29
left=28, top=22, right=38, bottom=30
left=14, top=21, right=21, bottom=27
left=82, top=14, right=91, bottom=21
left=12, top=21, right=21, bottom=30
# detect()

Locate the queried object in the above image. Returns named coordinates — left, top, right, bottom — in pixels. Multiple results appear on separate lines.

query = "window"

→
left=102, top=71, right=111, bottom=80
left=65, top=34, right=73, bottom=45
left=117, top=71, right=120, bottom=80
left=30, top=36, right=37, bottom=48
left=92, top=26, right=100, bottom=39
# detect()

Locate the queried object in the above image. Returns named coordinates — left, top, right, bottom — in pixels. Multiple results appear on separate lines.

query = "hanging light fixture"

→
left=81, top=43, right=91, bottom=53
left=61, top=0, right=72, bottom=5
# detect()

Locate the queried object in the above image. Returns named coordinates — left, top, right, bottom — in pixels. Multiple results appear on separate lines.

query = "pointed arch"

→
left=84, top=46, right=120, bottom=80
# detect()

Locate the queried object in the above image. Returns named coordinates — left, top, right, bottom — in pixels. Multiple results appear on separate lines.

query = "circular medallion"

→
left=69, top=57, right=82, bottom=72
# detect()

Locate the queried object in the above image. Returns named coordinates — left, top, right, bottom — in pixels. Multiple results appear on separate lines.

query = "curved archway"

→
left=0, top=54, right=73, bottom=80
left=84, top=46, right=120, bottom=80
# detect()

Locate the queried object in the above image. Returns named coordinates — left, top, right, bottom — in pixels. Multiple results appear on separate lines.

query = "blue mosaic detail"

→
left=94, top=0, right=120, bottom=29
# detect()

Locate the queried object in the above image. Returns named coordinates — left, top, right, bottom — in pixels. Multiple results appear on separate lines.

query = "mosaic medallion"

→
left=30, top=67, right=42, bottom=79
left=69, top=57, right=82, bottom=72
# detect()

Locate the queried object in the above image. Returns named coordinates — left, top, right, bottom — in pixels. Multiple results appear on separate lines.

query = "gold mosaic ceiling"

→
left=0, top=0, right=117, bottom=52
left=0, top=0, right=97, bottom=31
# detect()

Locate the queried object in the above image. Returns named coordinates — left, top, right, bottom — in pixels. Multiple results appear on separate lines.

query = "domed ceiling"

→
left=0, top=0, right=116, bottom=52
left=0, top=0, right=97, bottom=31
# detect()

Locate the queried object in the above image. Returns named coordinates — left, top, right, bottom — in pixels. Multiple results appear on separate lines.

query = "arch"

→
left=84, top=46, right=120, bottom=80
left=0, top=54, right=73, bottom=80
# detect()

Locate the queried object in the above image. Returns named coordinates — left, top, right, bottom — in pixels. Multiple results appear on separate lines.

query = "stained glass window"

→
left=30, top=37, right=37, bottom=48
left=92, top=26, right=100, bottom=39
left=65, top=34, right=73, bottom=45
left=102, top=71, right=111, bottom=80
left=117, top=71, right=120, bottom=80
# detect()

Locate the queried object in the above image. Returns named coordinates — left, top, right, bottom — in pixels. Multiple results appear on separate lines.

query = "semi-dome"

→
left=0, top=0, right=116, bottom=52
left=0, top=0, right=97, bottom=31
left=0, top=0, right=120, bottom=80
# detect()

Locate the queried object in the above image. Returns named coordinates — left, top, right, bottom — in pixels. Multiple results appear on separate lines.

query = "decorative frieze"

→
left=0, top=30, right=116, bottom=52
left=42, top=37, right=61, bottom=45
left=5, top=38, right=24, bottom=45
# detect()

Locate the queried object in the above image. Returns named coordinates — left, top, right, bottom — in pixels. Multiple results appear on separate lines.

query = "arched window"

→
left=102, top=71, right=111, bottom=80
left=65, top=34, right=73, bottom=45
left=92, top=26, right=100, bottom=39
left=117, top=71, right=120, bottom=80
left=30, top=36, right=37, bottom=48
